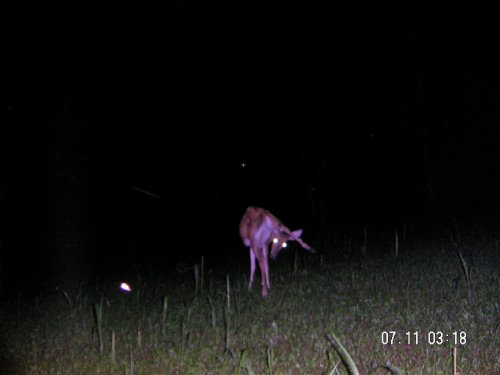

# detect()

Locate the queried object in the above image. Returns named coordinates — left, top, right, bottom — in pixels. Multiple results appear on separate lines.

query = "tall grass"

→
left=1, top=225, right=499, bottom=374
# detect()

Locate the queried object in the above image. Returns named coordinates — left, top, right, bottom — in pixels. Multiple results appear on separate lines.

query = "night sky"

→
left=4, top=4, right=500, bottom=292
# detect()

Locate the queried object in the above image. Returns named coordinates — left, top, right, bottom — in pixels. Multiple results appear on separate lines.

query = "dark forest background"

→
left=3, top=3, right=500, bottom=295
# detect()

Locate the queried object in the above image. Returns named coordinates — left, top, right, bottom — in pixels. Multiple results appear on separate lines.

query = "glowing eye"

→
left=273, top=238, right=278, bottom=243
left=120, top=282, right=132, bottom=292
left=282, top=242, right=287, bottom=248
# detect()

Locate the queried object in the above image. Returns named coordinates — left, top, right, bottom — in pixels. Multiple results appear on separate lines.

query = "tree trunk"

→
left=47, top=113, right=93, bottom=288
left=422, top=135, right=435, bottom=204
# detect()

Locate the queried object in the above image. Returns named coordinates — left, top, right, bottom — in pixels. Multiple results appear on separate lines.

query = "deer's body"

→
left=239, top=206, right=314, bottom=297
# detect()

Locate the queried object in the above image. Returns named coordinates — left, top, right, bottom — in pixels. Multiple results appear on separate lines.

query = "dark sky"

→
left=4, top=4, right=500, bottom=285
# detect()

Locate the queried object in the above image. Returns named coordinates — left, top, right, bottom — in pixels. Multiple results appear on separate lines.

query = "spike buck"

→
left=239, top=206, right=315, bottom=297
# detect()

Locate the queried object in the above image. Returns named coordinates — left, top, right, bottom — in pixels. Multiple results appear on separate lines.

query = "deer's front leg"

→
left=249, top=248, right=256, bottom=290
left=258, top=246, right=270, bottom=297
left=263, top=245, right=271, bottom=290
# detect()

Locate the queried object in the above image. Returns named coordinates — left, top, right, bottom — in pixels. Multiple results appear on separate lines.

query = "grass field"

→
left=1, top=224, right=499, bottom=374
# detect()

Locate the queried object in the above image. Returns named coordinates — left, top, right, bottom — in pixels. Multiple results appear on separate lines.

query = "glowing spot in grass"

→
left=120, top=282, right=132, bottom=292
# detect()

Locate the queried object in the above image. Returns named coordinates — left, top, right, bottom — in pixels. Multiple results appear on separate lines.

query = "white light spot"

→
left=282, top=242, right=287, bottom=248
left=120, top=282, right=132, bottom=292
left=240, top=162, right=247, bottom=168
left=272, top=238, right=278, bottom=243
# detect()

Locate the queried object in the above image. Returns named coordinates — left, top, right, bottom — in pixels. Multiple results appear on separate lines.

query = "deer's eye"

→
left=282, top=242, right=287, bottom=248
left=272, top=238, right=278, bottom=244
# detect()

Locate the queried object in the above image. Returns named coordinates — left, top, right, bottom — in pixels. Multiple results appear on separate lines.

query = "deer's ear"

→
left=291, top=229, right=303, bottom=239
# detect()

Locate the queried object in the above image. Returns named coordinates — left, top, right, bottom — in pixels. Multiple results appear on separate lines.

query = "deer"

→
left=239, top=206, right=314, bottom=297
